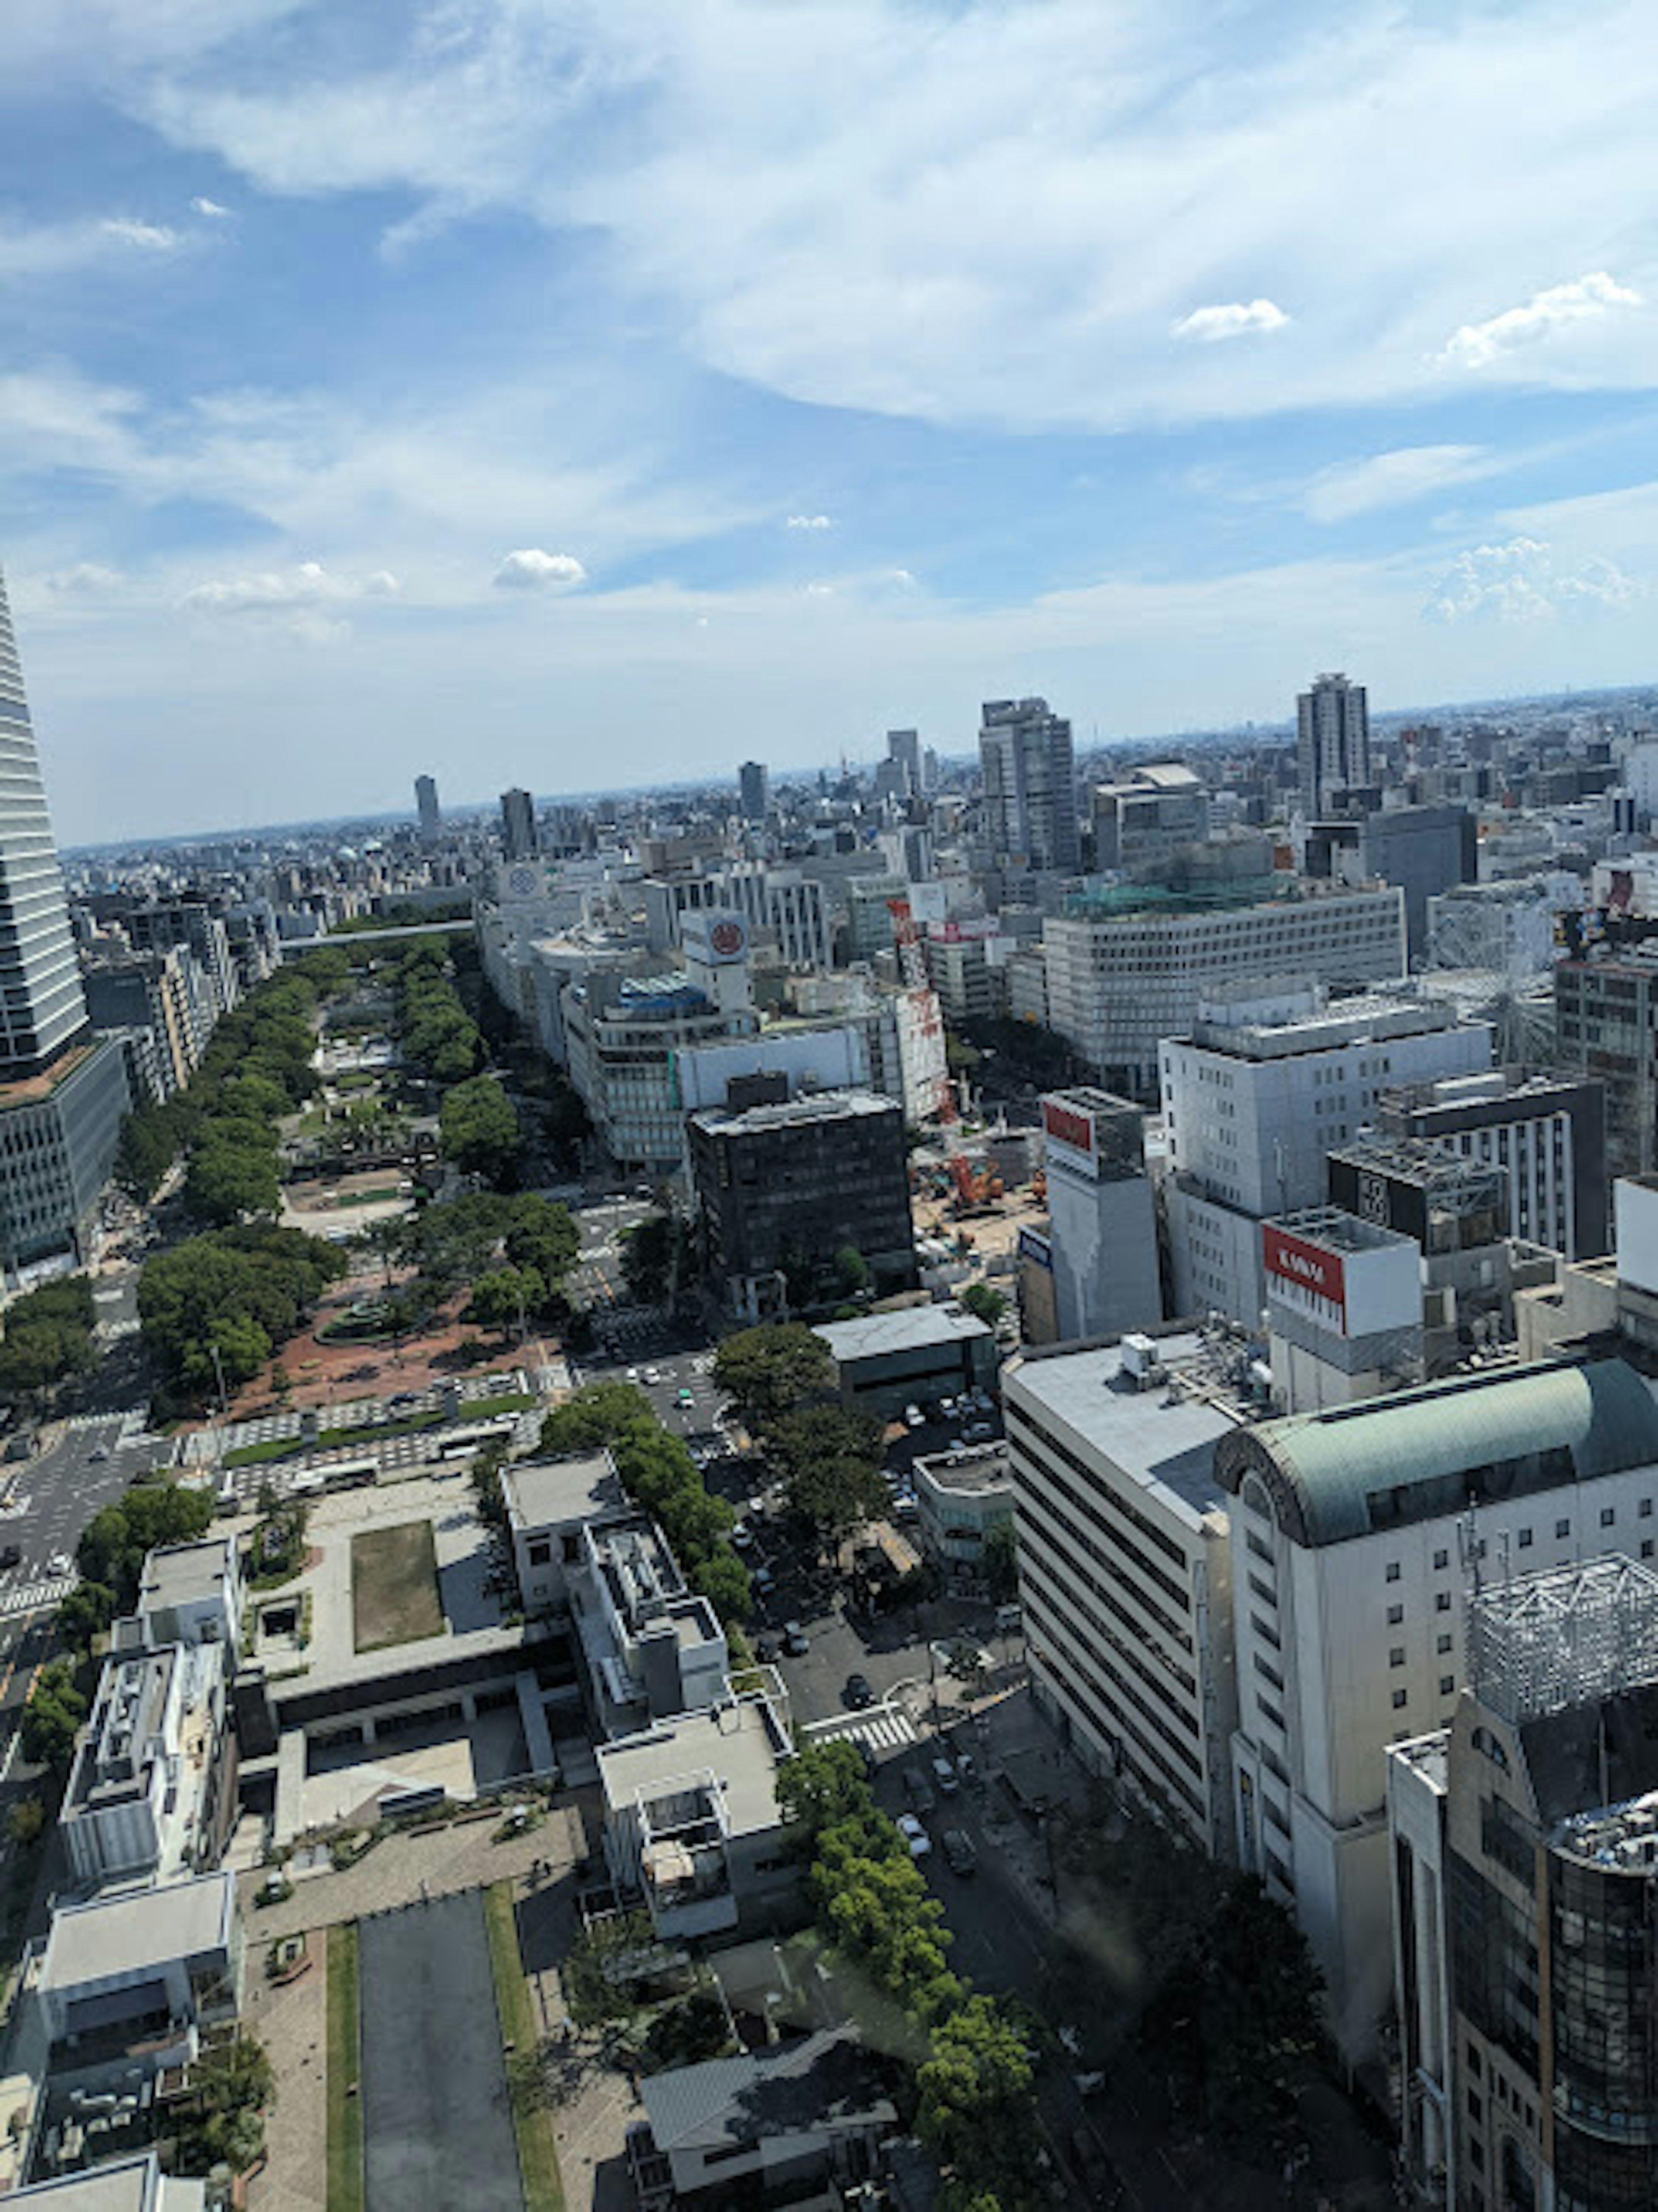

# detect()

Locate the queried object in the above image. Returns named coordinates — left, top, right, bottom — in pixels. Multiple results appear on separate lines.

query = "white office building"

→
left=1216, top=1355, right=1658, bottom=2064
left=1044, top=886, right=1407, bottom=1101
left=1003, top=1332, right=1239, bottom=1857
left=1038, top=1089, right=1162, bottom=1343
left=1161, top=983, right=1490, bottom=1322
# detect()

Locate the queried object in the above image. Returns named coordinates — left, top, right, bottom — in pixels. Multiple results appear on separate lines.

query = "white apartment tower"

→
left=1297, top=671, right=1371, bottom=817
left=979, top=698, right=1080, bottom=875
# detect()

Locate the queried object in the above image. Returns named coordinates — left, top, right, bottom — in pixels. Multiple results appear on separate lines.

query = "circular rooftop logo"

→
left=709, top=919, right=745, bottom=957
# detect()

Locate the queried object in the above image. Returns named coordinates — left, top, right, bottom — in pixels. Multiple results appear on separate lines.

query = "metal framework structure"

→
left=1468, top=1554, right=1658, bottom=1724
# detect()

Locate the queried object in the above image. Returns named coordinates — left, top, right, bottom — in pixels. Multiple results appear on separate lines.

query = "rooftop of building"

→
left=1382, top=1066, right=1598, bottom=1115
left=500, top=1450, right=624, bottom=1535
left=1326, top=1133, right=1506, bottom=1197
left=1180, top=990, right=1469, bottom=1061
left=1217, top=1357, right=1658, bottom=1550
left=597, top=1690, right=790, bottom=1839
left=0, top=1038, right=98, bottom=1111
left=1267, top=1205, right=1419, bottom=1258
left=1004, top=1331, right=1239, bottom=1525
left=911, top=1441, right=1012, bottom=1497
left=138, top=1537, right=237, bottom=1618
left=689, top=1089, right=902, bottom=1136
left=40, top=1872, right=236, bottom=1995
left=640, top=2024, right=895, bottom=2159
left=814, top=1303, right=994, bottom=1363
left=6, top=2150, right=196, bottom=2209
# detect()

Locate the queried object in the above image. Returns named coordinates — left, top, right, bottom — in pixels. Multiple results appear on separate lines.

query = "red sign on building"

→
left=1262, top=1223, right=1347, bottom=1319
left=1042, top=1099, right=1095, bottom=1156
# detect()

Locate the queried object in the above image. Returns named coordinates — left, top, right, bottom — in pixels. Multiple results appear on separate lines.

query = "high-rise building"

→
left=1044, top=882, right=1408, bottom=1100
left=0, top=568, right=131, bottom=1272
left=738, top=760, right=770, bottom=825
left=689, top=1090, right=916, bottom=1321
left=0, top=571, right=94, bottom=1074
left=1379, top=1068, right=1609, bottom=1259
left=1389, top=1556, right=1658, bottom=2211
left=414, top=773, right=440, bottom=842
left=978, top=698, right=1080, bottom=875
left=1160, top=984, right=1490, bottom=1321
left=1034, top=1089, right=1162, bottom=1343
left=500, top=786, right=539, bottom=861
left=885, top=728, right=921, bottom=799
left=1297, top=671, right=1371, bottom=817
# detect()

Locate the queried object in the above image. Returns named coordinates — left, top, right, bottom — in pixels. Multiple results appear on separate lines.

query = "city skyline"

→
left=7, top=4, right=1658, bottom=842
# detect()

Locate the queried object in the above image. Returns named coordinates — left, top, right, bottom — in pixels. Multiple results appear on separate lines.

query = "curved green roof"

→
left=1215, top=1360, right=1658, bottom=1549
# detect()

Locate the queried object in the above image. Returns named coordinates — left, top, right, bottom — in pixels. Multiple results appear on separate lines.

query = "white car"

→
left=626, top=1367, right=640, bottom=1382
left=46, top=1553, right=72, bottom=1577
left=897, top=1813, right=932, bottom=1858
left=644, top=1367, right=662, bottom=1385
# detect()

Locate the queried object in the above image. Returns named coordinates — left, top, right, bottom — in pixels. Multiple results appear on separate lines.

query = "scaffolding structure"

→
left=1468, top=1555, right=1658, bottom=1724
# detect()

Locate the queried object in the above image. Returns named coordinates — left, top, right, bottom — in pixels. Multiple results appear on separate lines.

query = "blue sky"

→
left=6, top=0, right=1658, bottom=842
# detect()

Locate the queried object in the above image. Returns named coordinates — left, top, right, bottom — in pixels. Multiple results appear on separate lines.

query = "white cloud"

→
left=98, top=217, right=180, bottom=251
left=121, top=0, right=1658, bottom=430
left=1423, top=535, right=1641, bottom=624
left=179, top=560, right=399, bottom=627
left=44, top=562, right=125, bottom=596
left=1171, top=299, right=1289, bottom=344
left=786, top=513, right=833, bottom=531
left=189, top=195, right=233, bottom=218
left=1441, top=272, right=1642, bottom=370
left=1303, top=444, right=1493, bottom=522
left=492, top=548, right=587, bottom=591
left=0, top=212, right=182, bottom=278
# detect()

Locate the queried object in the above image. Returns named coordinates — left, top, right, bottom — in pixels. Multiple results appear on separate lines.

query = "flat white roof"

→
left=1005, top=1334, right=1237, bottom=1527
left=501, top=1450, right=624, bottom=1533
left=40, top=1873, right=234, bottom=1994
left=598, top=1695, right=788, bottom=1839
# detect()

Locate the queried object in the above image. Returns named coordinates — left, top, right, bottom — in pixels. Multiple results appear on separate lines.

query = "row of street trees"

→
left=115, top=947, right=350, bottom=1212
left=0, top=1274, right=96, bottom=1406
left=394, top=940, right=484, bottom=1083
left=782, top=1740, right=1042, bottom=2211
left=539, top=1381, right=752, bottom=1626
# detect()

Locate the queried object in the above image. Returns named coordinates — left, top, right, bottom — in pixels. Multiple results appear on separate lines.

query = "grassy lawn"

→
left=484, top=1882, right=566, bottom=2212
left=326, top=1923, right=365, bottom=2212
left=351, top=1521, right=445, bottom=1652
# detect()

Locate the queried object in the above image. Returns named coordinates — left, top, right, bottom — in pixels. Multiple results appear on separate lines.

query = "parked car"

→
left=932, top=1754, right=960, bottom=1796
left=902, top=1766, right=937, bottom=1815
left=844, top=1672, right=875, bottom=1710
left=904, top=1403, right=924, bottom=1430
left=782, top=1620, right=810, bottom=1655
left=753, top=1635, right=778, bottom=1664
left=941, top=1828, right=978, bottom=1875
left=897, top=1813, right=932, bottom=1858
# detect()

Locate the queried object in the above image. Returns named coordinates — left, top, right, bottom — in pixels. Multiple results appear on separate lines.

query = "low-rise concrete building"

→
left=597, top=1684, right=797, bottom=1940
left=61, top=1642, right=232, bottom=1893
left=813, top=1304, right=998, bottom=1421
left=35, top=1873, right=242, bottom=2077
left=634, top=2027, right=899, bottom=2212
left=910, top=1443, right=1015, bottom=1592
left=6, top=2150, right=206, bottom=2208
left=500, top=1451, right=628, bottom=1616
left=570, top=1515, right=728, bottom=1739
left=134, top=1538, right=243, bottom=1665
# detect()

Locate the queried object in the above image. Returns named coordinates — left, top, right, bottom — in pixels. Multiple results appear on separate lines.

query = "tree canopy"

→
left=21, top=1658, right=87, bottom=1771
left=138, top=1223, right=344, bottom=1399
left=768, top=1403, right=886, bottom=1553
left=0, top=1275, right=96, bottom=1402
left=439, top=1073, right=522, bottom=1186
left=712, top=1322, right=833, bottom=1434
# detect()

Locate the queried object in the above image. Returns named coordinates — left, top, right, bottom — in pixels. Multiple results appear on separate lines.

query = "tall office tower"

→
left=1033, top=1089, right=1162, bottom=1342
left=1297, top=671, right=1371, bottom=817
left=0, top=569, right=130, bottom=1270
left=886, top=727, right=921, bottom=798
left=979, top=698, right=1079, bottom=874
left=738, top=759, right=770, bottom=824
left=0, top=570, right=93, bottom=1072
left=414, top=773, right=440, bottom=842
left=500, top=786, right=539, bottom=861
left=1390, top=1557, right=1658, bottom=2210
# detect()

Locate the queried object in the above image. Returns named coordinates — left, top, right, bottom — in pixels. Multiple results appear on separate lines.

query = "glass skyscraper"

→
left=0, top=568, right=90, bottom=1073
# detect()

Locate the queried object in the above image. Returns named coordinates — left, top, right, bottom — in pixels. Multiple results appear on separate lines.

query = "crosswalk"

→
left=0, top=1574, right=77, bottom=1619
left=803, top=1704, right=918, bottom=1753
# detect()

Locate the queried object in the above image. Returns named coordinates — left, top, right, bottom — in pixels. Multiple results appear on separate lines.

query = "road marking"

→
left=0, top=1575, right=76, bottom=1620
left=802, top=1703, right=918, bottom=1752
